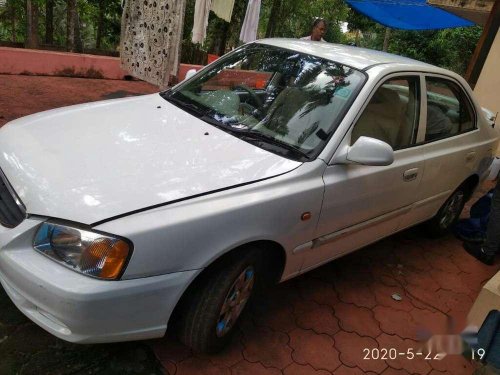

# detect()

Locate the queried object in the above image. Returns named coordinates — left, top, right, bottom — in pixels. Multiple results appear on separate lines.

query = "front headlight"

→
left=33, top=222, right=132, bottom=280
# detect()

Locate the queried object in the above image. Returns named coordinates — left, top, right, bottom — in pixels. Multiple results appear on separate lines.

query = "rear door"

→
left=407, top=74, right=488, bottom=226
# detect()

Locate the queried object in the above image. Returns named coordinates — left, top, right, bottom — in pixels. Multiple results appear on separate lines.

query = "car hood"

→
left=0, top=94, right=300, bottom=225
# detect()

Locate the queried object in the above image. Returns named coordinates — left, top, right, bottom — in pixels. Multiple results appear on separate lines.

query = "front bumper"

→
left=0, top=218, right=197, bottom=343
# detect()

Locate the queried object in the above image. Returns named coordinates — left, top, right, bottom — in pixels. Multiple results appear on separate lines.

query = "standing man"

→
left=301, top=18, right=327, bottom=42
left=464, top=179, right=500, bottom=265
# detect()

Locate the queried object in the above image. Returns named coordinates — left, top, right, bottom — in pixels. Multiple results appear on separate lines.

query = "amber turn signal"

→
left=301, top=212, right=312, bottom=221
left=81, top=238, right=130, bottom=279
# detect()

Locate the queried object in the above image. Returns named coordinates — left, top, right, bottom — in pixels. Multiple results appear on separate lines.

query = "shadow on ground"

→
left=0, top=286, right=163, bottom=375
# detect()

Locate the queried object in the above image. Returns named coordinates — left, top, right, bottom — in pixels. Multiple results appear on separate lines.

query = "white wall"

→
left=474, top=28, right=500, bottom=154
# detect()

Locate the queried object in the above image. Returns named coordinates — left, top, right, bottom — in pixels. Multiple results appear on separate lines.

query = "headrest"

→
left=371, top=87, right=400, bottom=105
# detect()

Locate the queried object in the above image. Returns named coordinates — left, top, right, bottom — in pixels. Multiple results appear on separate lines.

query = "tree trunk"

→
left=217, top=22, right=229, bottom=55
left=10, top=0, right=16, bottom=42
left=66, top=0, right=76, bottom=51
left=74, top=9, right=83, bottom=52
left=209, top=21, right=229, bottom=56
left=45, top=0, right=54, bottom=44
left=227, top=0, right=249, bottom=49
left=26, top=0, right=39, bottom=48
left=382, top=27, right=391, bottom=52
left=265, top=0, right=281, bottom=38
left=96, top=0, right=105, bottom=49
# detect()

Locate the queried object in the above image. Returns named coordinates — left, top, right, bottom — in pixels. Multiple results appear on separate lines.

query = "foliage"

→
left=259, top=0, right=349, bottom=43
left=346, top=6, right=376, bottom=34
left=360, top=25, right=483, bottom=75
left=0, top=0, right=484, bottom=76
left=345, top=8, right=482, bottom=76
left=426, top=26, right=483, bottom=74
left=0, top=0, right=26, bottom=42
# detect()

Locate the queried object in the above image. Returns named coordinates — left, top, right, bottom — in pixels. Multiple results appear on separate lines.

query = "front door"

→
left=301, top=75, right=425, bottom=272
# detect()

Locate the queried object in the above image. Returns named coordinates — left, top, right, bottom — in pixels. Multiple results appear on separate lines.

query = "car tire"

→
left=177, top=248, right=263, bottom=354
left=424, top=185, right=467, bottom=237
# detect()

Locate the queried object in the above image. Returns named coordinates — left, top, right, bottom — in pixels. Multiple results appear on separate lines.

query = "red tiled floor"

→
left=253, top=303, right=297, bottom=333
left=371, top=281, right=416, bottom=312
left=429, top=353, right=477, bottom=374
left=334, top=277, right=378, bottom=309
left=296, top=277, right=340, bottom=308
left=201, top=336, right=244, bottom=368
left=175, top=357, right=231, bottom=375
left=289, top=328, right=342, bottom=372
left=294, top=301, right=340, bottom=336
left=373, top=306, right=420, bottom=340
left=334, top=302, right=382, bottom=338
left=382, top=368, right=411, bottom=375
left=2, top=74, right=497, bottom=375
left=283, top=363, right=331, bottom=375
left=231, top=361, right=282, bottom=375
left=242, top=326, right=293, bottom=369
left=376, top=333, right=432, bottom=375
left=333, top=330, right=388, bottom=373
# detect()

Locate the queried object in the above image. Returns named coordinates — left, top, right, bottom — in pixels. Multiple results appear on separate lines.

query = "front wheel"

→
left=424, top=186, right=466, bottom=237
left=177, top=249, right=262, bottom=354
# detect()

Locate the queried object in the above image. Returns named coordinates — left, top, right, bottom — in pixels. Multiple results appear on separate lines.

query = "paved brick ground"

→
left=151, top=226, right=498, bottom=375
left=1, top=74, right=498, bottom=375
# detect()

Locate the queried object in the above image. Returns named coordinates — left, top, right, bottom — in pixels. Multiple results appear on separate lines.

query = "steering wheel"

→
left=233, top=84, right=263, bottom=109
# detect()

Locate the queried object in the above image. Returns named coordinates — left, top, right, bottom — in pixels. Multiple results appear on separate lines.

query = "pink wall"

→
left=0, top=47, right=203, bottom=81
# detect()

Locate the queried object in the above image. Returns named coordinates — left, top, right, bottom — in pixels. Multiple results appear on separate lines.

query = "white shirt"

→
left=300, top=36, right=326, bottom=42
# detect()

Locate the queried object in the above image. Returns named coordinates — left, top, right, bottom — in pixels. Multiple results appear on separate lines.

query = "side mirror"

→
left=184, top=68, right=197, bottom=81
left=346, top=136, right=394, bottom=166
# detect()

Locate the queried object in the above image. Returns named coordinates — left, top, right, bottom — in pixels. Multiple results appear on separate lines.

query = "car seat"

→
left=351, top=87, right=406, bottom=150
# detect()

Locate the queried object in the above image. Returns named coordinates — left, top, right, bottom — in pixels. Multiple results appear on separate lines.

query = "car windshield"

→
left=162, top=44, right=365, bottom=161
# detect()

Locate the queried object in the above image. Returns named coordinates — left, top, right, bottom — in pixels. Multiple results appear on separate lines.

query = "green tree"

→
left=0, top=0, right=484, bottom=75
left=343, top=9, right=482, bottom=75
left=383, top=26, right=482, bottom=75
left=346, top=6, right=376, bottom=45
left=95, top=0, right=105, bottom=48
left=427, top=26, right=483, bottom=74
left=265, top=0, right=281, bottom=37
left=259, top=0, right=348, bottom=43
left=0, top=0, right=25, bottom=42
left=45, top=0, right=53, bottom=43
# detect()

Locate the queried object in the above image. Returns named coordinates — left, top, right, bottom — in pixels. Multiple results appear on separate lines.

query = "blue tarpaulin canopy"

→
left=345, top=0, right=474, bottom=30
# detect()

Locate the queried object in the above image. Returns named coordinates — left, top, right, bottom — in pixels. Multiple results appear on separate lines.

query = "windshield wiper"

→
left=162, top=92, right=208, bottom=118
left=199, top=114, right=228, bottom=129
left=229, top=128, right=310, bottom=161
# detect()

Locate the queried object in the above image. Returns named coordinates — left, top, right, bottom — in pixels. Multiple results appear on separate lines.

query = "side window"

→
left=351, top=77, right=420, bottom=150
left=425, top=77, right=475, bottom=142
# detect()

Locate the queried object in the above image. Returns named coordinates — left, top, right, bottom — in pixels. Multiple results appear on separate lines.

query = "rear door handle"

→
left=403, top=168, right=419, bottom=182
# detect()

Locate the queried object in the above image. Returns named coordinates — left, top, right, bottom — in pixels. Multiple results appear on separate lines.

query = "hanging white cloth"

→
left=120, top=0, right=186, bottom=89
left=239, top=0, right=261, bottom=44
left=192, top=0, right=212, bottom=45
left=211, top=0, right=235, bottom=22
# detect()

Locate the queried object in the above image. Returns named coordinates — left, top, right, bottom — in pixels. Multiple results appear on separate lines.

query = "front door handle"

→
left=403, top=168, right=419, bottom=182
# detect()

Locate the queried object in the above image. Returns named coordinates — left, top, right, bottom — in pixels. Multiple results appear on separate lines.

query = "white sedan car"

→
left=0, top=39, right=498, bottom=353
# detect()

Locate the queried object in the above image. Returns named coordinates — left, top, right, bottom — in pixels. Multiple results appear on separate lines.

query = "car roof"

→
left=255, top=38, right=436, bottom=71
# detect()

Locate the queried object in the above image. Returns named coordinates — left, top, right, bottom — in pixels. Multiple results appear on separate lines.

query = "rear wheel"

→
left=424, top=186, right=466, bottom=237
left=177, top=248, right=262, bottom=354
